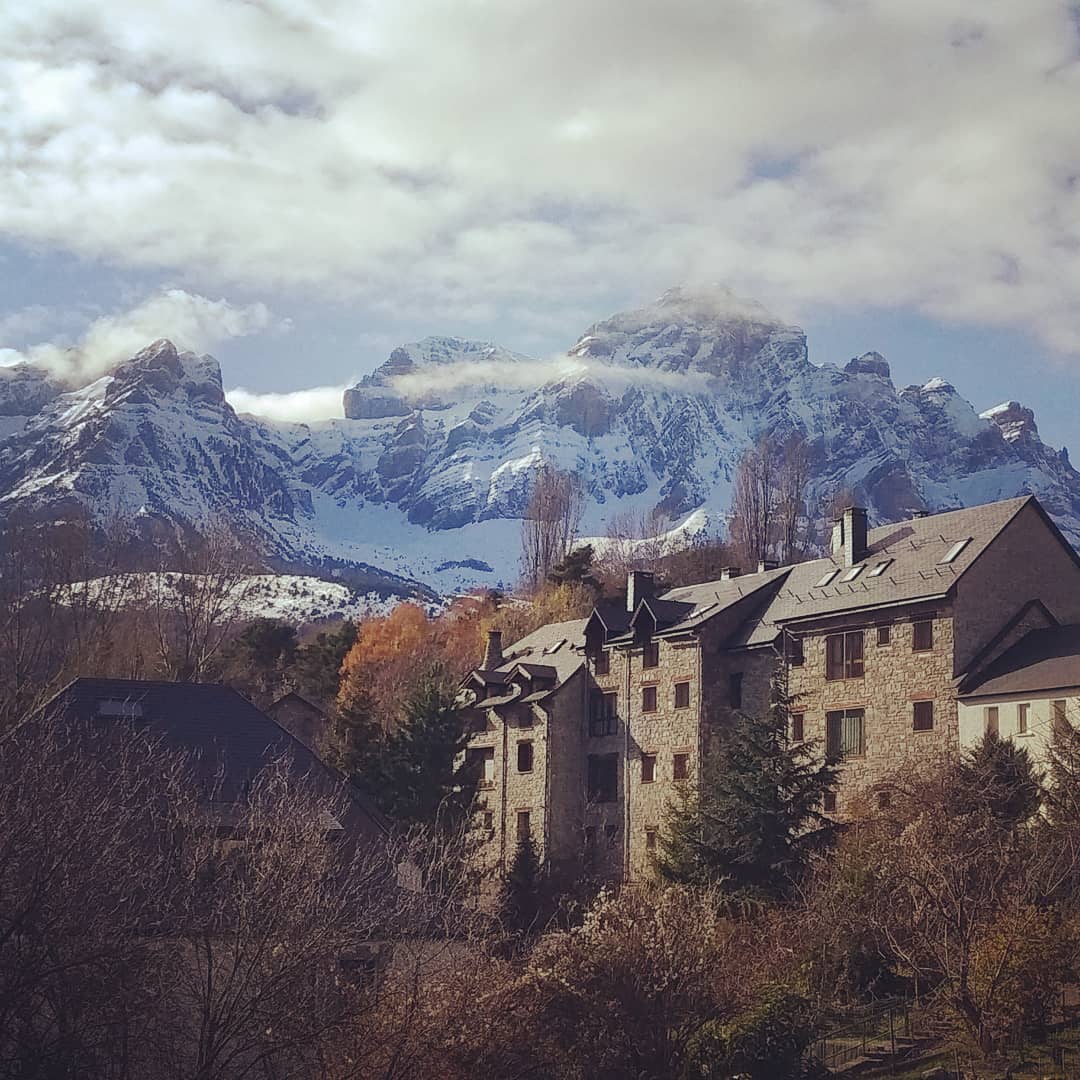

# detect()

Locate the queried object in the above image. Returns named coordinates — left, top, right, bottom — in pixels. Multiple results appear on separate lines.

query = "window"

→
left=1018, top=703, right=1030, bottom=735
left=673, top=752, right=690, bottom=781
left=940, top=538, right=971, bottom=564
left=913, top=620, right=934, bottom=652
left=467, top=747, right=495, bottom=787
left=517, top=741, right=534, bottom=773
left=594, top=650, right=610, bottom=676
left=877, top=624, right=891, bottom=646
left=729, top=672, right=743, bottom=709
left=840, top=565, right=864, bottom=582
left=826, top=709, right=865, bottom=758
left=791, top=712, right=805, bottom=742
left=587, top=753, right=618, bottom=803
left=877, top=790, right=891, bottom=810
left=516, top=810, right=530, bottom=841
left=482, top=810, right=494, bottom=831
left=641, top=753, right=656, bottom=783
left=642, top=641, right=660, bottom=669
left=589, top=690, right=618, bottom=736
left=788, top=635, right=805, bottom=666
left=1053, top=699, right=1069, bottom=740
left=913, top=700, right=934, bottom=732
left=642, top=685, right=658, bottom=713
left=645, top=828, right=658, bottom=852
left=815, top=569, right=840, bottom=588
left=674, top=681, right=691, bottom=709
left=544, top=639, right=565, bottom=654
left=826, top=631, right=864, bottom=680
left=823, top=792, right=837, bottom=813
left=868, top=559, right=892, bottom=577
left=985, top=706, right=999, bottom=738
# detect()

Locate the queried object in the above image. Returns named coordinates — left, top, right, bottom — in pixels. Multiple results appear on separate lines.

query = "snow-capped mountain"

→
left=2, top=285, right=1079, bottom=596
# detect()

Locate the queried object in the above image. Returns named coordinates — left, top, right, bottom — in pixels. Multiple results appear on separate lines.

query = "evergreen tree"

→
left=359, top=669, right=474, bottom=829
left=657, top=677, right=838, bottom=902
left=498, top=833, right=544, bottom=934
left=291, top=619, right=357, bottom=706
left=950, top=730, right=1042, bottom=830
left=546, top=544, right=600, bottom=593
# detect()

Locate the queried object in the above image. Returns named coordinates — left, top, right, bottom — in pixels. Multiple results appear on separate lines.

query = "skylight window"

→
left=840, top=565, right=864, bottom=583
left=868, top=560, right=893, bottom=577
left=96, top=699, right=144, bottom=719
left=544, top=640, right=565, bottom=654
left=815, top=569, right=840, bottom=588
left=940, top=538, right=971, bottom=564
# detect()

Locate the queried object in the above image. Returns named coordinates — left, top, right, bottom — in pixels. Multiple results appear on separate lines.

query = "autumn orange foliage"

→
left=336, top=583, right=596, bottom=731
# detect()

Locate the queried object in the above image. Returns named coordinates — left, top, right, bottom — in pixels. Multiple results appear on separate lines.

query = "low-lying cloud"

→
left=226, top=385, right=348, bottom=423
left=0, top=290, right=278, bottom=382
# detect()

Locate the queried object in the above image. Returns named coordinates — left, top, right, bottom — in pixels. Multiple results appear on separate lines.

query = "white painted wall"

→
left=958, top=691, right=1080, bottom=768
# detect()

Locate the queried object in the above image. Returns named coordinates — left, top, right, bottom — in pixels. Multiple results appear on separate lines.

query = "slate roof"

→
left=735, top=497, right=1034, bottom=646
left=44, top=678, right=388, bottom=837
left=466, top=618, right=587, bottom=708
left=960, top=624, right=1080, bottom=698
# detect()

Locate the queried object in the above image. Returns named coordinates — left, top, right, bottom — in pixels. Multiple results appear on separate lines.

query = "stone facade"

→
left=461, top=497, right=1080, bottom=884
left=788, top=605, right=957, bottom=814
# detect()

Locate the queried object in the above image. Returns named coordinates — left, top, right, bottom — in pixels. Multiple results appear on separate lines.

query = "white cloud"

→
left=1, top=1, right=1080, bottom=352
left=226, top=385, right=347, bottom=423
left=0, top=289, right=278, bottom=381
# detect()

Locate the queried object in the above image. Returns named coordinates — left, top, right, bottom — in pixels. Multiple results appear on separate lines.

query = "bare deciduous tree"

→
left=729, top=434, right=812, bottom=568
left=151, top=525, right=258, bottom=681
left=520, top=465, right=584, bottom=591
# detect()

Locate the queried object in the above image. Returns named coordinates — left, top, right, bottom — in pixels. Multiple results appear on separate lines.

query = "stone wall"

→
left=625, top=635, right=702, bottom=879
left=788, top=603, right=957, bottom=815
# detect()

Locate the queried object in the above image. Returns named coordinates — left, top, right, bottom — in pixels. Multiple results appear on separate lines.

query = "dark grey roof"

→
left=737, top=497, right=1033, bottom=645
left=46, top=678, right=388, bottom=837
left=960, top=624, right=1080, bottom=698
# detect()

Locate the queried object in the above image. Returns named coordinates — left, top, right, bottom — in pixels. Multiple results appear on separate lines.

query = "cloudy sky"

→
left=2, top=0, right=1080, bottom=444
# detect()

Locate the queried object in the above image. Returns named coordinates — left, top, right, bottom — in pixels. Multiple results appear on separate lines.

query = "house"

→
left=958, top=621, right=1080, bottom=768
left=459, top=495, right=1080, bottom=882
left=43, top=678, right=388, bottom=843
left=267, top=690, right=330, bottom=753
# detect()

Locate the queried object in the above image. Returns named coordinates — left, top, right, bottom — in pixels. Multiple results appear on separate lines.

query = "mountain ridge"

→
left=1, top=287, right=1078, bottom=595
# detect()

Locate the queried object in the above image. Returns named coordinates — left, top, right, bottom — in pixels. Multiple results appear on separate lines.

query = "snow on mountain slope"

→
left=3, top=286, right=1080, bottom=597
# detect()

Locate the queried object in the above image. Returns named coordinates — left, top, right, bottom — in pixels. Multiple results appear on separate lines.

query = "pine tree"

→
left=358, top=669, right=474, bottom=829
left=291, top=619, right=357, bottom=705
left=950, top=730, right=1042, bottom=830
left=499, top=832, right=544, bottom=934
left=657, top=676, right=839, bottom=902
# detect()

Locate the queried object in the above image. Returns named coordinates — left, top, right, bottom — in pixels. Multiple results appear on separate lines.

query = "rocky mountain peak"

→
left=845, top=351, right=892, bottom=379
left=0, top=362, right=64, bottom=417
left=981, top=400, right=1039, bottom=444
left=107, top=339, right=225, bottom=408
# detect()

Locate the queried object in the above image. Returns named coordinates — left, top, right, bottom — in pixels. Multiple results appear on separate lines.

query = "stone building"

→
left=459, top=495, right=1080, bottom=882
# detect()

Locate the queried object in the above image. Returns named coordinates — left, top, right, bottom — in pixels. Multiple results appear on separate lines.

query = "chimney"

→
left=720, top=566, right=742, bottom=581
left=758, top=559, right=779, bottom=573
left=482, top=629, right=503, bottom=670
left=831, top=506, right=868, bottom=567
left=626, top=570, right=655, bottom=613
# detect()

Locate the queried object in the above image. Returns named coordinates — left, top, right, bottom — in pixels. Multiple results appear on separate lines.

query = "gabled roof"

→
left=463, top=617, right=587, bottom=710
left=960, top=624, right=1080, bottom=699
left=44, top=678, right=388, bottom=837
left=736, top=497, right=1035, bottom=647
